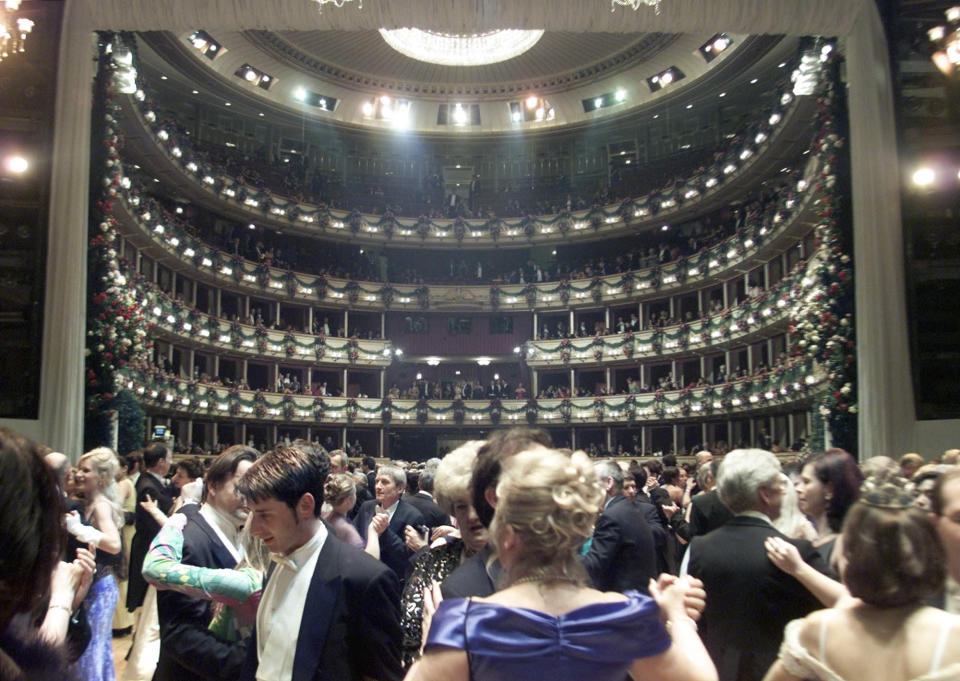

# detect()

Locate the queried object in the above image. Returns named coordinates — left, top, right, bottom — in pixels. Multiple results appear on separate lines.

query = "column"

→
left=702, top=423, right=708, bottom=450
left=532, top=370, right=538, bottom=396
left=380, top=371, right=385, bottom=398
left=212, top=354, right=219, bottom=380
left=171, top=271, right=177, bottom=299
left=343, top=368, right=349, bottom=395
left=570, top=428, right=576, bottom=451
left=569, top=368, right=575, bottom=394
left=605, top=367, right=611, bottom=393
left=379, top=429, right=385, bottom=458
left=241, top=423, right=247, bottom=446
left=341, top=427, right=348, bottom=449
left=533, top=311, right=538, bottom=338
left=700, top=356, right=706, bottom=383
left=606, top=427, right=612, bottom=453
left=638, top=302, right=645, bottom=329
left=191, top=277, right=198, bottom=307
left=242, top=359, right=248, bottom=384
left=722, top=279, right=729, bottom=309
left=344, top=310, right=349, bottom=336
left=747, top=344, right=754, bottom=374
left=604, top=307, right=610, bottom=331
left=749, top=419, right=756, bottom=448
left=306, top=368, right=313, bottom=392
left=274, top=363, right=280, bottom=392
left=671, top=360, right=677, bottom=386
left=668, top=295, right=675, bottom=320
left=212, top=422, right=218, bottom=448
left=380, top=312, right=385, bottom=339
left=640, top=426, right=646, bottom=455
left=763, top=262, right=770, bottom=289
left=672, top=424, right=678, bottom=456
left=186, top=419, right=193, bottom=446
left=188, top=349, right=195, bottom=379
left=697, top=289, right=703, bottom=315
left=568, top=309, right=574, bottom=335
left=275, top=301, right=281, bottom=326
left=245, top=295, right=250, bottom=319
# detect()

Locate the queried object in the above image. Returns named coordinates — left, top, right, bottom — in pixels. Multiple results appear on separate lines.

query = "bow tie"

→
left=271, top=553, right=300, bottom=571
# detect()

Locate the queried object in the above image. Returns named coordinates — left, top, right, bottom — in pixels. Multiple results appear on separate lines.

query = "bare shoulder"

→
left=407, top=649, right=469, bottom=681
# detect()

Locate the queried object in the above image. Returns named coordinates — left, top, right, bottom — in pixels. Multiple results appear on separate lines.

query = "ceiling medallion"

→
left=378, top=28, right=545, bottom=66
left=611, top=0, right=662, bottom=14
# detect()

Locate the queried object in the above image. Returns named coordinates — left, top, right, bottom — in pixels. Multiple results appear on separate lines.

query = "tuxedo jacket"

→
left=440, top=545, right=502, bottom=599
left=240, top=532, right=403, bottom=681
left=353, top=499, right=425, bottom=581
left=127, top=472, right=173, bottom=610
left=581, top=494, right=658, bottom=594
left=154, top=512, right=246, bottom=681
left=688, top=489, right=734, bottom=537
left=687, top=515, right=827, bottom=681
left=404, top=491, right=449, bottom=530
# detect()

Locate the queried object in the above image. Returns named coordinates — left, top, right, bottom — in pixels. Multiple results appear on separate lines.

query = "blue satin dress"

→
left=424, top=590, right=671, bottom=681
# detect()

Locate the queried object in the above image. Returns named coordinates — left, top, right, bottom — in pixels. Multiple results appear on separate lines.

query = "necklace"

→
left=511, top=573, right=581, bottom=587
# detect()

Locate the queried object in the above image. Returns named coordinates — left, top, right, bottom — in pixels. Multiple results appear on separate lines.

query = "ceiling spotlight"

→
left=615, top=89, right=627, bottom=102
left=525, top=95, right=538, bottom=109
left=4, top=155, right=28, bottom=174
left=511, top=110, right=522, bottom=122
left=453, top=103, right=468, bottom=125
left=594, top=97, right=603, bottom=108
left=244, top=68, right=257, bottom=82
left=912, top=167, right=935, bottom=187
left=362, top=101, right=375, bottom=117
left=293, top=87, right=307, bottom=101
left=750, top=78, right=759, bottom=84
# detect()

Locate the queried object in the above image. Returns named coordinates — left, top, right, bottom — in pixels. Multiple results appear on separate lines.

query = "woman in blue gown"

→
left=405, top=448, right=718, bottom=681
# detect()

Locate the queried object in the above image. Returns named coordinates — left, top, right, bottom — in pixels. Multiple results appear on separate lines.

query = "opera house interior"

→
left=0, top=0, right=957, bottom=461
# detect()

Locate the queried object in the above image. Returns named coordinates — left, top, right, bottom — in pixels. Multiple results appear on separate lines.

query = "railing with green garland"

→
left=522, top=266, right=803, bottom=366
left=118, top=358, right=823, bottom=427
left=114, top=164, right=815, bottom=313
left=116, top=38, right=805, bottom=248
left=129, top=267, right=394, bottom=366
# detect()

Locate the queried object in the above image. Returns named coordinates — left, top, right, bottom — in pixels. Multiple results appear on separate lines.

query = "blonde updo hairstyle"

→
left=323, top=472, right=357, bottom=507
left=490, top=448, right=603, bottom=585
left=78, top=446, right=124, bottom=527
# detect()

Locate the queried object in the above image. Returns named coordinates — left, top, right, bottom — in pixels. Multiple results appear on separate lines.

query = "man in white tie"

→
left=154, top=445, right=258, bottom=681
left=238, top=442, right=402, bottom=681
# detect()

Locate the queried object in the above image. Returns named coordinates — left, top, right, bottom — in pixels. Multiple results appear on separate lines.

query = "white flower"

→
left=848, top=405, right=857, bottom=414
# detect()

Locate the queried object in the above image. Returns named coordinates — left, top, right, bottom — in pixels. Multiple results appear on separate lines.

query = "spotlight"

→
left=4, top=155, right=28, bottom=174
left=594, top=97, right=603, bottom=108
left=615, top=89, right=627, bottom=102
left=361, top=101, right=374, bottom=117
left=294, top=87, right=307, bottom=101
left=526, top=95, right=538, bottom=109
left=912, top=167, right=935, bottom=187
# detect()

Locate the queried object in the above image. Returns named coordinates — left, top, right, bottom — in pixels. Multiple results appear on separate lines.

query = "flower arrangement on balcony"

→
left=381, top=210, right=396, bottom=240
left=416, top=397, right=429, bottom=424
left=557, top=211, right=573, bottom=236
left=315, top=274, right=327, bottom=300
left=416, top=215, right=431, bottom=240
left=489, top=285, right=501, bottom=309
left=591, top=276, right=603, bottom=304
left=348, top=209, right=363, bottom=235
left=282, top=394, right=296, bottom=420
left=414, top=286, right=430, bottom=310
left=346, top=398, right=358, bottom=422
left=453, top=217, right=467, bottom=243
left=588, top=204, right=604, bottom=230
left=453, top=398, right=465, bottom=424
left=522, top=215, right=537, bottom=239
left=525, top=397, right=539, bottom=423
left=380, top=396, right=392, bottom=424
left=313, top=397, right=325, bottom=421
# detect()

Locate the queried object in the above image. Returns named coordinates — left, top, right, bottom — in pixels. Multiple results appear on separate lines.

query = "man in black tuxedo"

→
left=239, top=443, right=402, bottom=681
left=688, top=460, right=733, bottom=537
left=353, top=463, right=425, bottom=582
left=404, top=465, right=449, bottom=531
left=154, top=445, right=257, bottom=681
left=127, top=442, right=173, bottom=612
left=581, top=460, right=658, bottom=593
left=686, top=448, right=827, bottom=681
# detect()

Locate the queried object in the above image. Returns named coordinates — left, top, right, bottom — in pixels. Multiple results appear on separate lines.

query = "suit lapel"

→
left=192, top=512, right=237, bottom=568
left=292, top=537, right=341, bottom=681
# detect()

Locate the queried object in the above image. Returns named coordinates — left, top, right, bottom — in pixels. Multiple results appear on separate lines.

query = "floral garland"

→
left=787, top=47, right=856, bottom=452
left=86, top=35, right=155, bottom=413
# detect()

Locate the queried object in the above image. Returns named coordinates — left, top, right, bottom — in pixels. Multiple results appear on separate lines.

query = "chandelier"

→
left=379, top=28, right=544, bottom=66
left=611, top=0, right=662, bottom=14
left=312, top=0, right=361, bottom=9
left=928, top=6, right=960, bottom=76
left=0, top=0, right=33, bottom=64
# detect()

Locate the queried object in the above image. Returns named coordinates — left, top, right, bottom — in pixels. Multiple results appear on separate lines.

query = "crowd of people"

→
left=4, top=426, right=958, bottom=681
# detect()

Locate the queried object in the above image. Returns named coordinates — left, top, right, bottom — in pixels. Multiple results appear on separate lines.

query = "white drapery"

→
left=15, top=0, right=910, bottom=458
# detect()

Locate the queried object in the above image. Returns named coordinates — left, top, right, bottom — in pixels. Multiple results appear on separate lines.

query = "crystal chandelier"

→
left=379, top=28, right=544, bottom=66
left=611, top=0, right=662, bottom=14
left=312, top=0, right=361, bottom=10
left=0, top=0, right=33, bottom=64
left=928, top=6, right=960, bottom=77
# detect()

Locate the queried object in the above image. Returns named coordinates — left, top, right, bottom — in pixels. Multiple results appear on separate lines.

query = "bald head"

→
left=44, top=451, right=71, bottom=488
left=943, top=449, right=959, bottom=466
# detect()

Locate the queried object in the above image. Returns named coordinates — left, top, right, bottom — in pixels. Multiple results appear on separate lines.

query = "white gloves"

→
left=65, top=510, right=104, bottom=548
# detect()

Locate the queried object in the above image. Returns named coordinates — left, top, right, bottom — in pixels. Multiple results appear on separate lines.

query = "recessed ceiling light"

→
left=160, top=75, right=168, bottom=80
left=778, top=62, right=787, bottom=68
left=191, top=89, right=199, bottom=95
left=750, top=78, right=758, bottom=84
left=653, top=114, right=659, bottom=119
left=686, top=103, right=693, bottom=109
left=258, top=112, right=265, bottom=117
left=224, top=102, right=231, bottom=106
left=718, top=92, right=726, bottom=97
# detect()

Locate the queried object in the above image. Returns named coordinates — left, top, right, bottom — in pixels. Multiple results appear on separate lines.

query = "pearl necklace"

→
left=511, top=574, right=580, bottom=587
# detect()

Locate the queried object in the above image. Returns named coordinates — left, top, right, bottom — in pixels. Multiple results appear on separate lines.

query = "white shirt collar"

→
left=383, top=499, right=400, bottom=522
left=199, top=503, right=243, bottom=563
left=738, top=509, right=776, bottom=527
left=256, top=524, right=328, bottom=681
